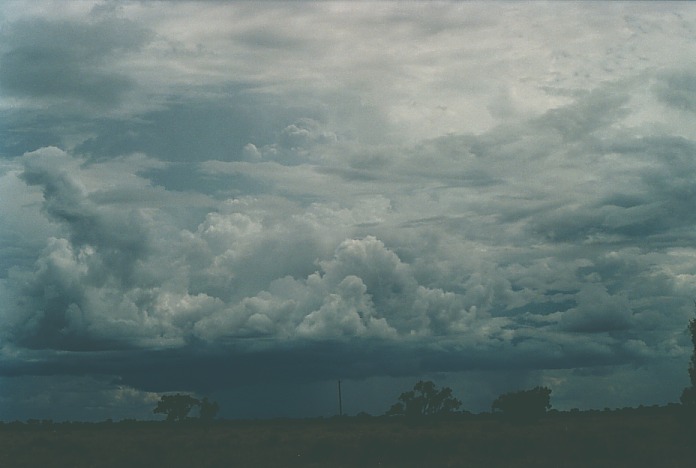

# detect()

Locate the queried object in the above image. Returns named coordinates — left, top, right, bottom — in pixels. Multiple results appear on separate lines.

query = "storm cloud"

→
left=1, top=1, right=696, bottom=420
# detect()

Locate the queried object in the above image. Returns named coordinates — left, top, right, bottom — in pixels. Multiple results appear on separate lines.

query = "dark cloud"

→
left=1, top=330, right=643, bottom=399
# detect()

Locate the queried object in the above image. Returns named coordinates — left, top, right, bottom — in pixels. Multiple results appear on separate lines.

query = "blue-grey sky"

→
left=1, top=1, right=696, bottom=421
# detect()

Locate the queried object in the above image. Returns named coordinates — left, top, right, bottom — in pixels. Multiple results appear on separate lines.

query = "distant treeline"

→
left=1, top=402, right=688, bottom=428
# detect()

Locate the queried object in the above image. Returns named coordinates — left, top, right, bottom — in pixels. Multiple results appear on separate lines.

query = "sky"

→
left=1, top=0, right=696, bottom=422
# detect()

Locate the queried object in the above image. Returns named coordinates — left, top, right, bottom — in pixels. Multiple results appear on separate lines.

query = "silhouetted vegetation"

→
left=491, top=386, right=552, bottom=423
left=385, top=380, right=462, bottom=418
left=199, top=397, right=220, bottom=421
left=153, top=394, right=219, bottom=422
left=680, top=302, right=696, bottom=407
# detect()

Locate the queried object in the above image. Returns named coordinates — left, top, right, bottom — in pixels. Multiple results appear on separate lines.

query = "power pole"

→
left=338, top=380, right=343, bottom=417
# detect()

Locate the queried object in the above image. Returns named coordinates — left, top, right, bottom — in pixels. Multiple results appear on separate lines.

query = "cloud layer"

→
left=1, top=1, right=696, bottom=419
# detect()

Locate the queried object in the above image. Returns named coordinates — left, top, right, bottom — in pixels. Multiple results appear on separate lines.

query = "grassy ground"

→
left=1, top=408, right=694, bottom=467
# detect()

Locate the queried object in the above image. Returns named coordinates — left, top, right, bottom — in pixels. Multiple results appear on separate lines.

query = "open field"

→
left=1, top=408, right=694, bottom=467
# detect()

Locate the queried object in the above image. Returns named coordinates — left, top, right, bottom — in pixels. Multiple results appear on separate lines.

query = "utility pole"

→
left=338, top=379, right=343, bottom=417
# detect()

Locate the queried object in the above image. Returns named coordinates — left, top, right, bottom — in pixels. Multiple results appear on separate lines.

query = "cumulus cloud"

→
left=192, top=236, right=473, bottom=342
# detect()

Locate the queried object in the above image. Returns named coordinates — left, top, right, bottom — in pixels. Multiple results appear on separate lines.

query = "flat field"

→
left=1, top=409, right=694, bottom=467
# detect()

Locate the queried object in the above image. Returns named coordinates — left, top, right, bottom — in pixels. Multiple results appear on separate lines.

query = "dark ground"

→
left=1, top=406, right=694, bottom=467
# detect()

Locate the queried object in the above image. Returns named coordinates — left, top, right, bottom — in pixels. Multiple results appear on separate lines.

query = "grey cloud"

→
left=76, top=98, right=316, bottom=164
left=0, top=167, right=56, bottom=276
left=11, top=148, right=154, bottom=349
left=2, top=2, right=696, bottom=421
left=314, top=166, right=382, bottom=183
left=542, top=134, right=696, bottom=245
left=9, top=148, right=652, bottom=377
left=0, top=111, right=67, bottom=158
left=233, top=27, right=313, bottom=51
left=654, top=69, right=696, bottom=113
left=397, top=92, right=696, bottom=250
left=1, top=328, right=643, bottom=401
left=533, top=88, right=630, bottom=141
left=546, top=360, right=689, bottom=411
left=0, top=17, right=151, bottom=106
left=20, top=148, right=149, bottom=263
left=0, top=375, right=159, bottom=422
left=278, top=118, right=338, bottom=150
left=224, top=118, right=341, bottom=168
left=558, top=283, right=633, bottom=333
left=190, top=236, right=471, bottom=342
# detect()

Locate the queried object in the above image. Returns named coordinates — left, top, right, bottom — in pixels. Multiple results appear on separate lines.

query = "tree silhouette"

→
left=680, top=302, right=696, bottom=407
left=492, top=386, right=552, bottom=422
left=198, top=397, right=220, bottom=421
left=153, top=394, right=200, bottom=422
left=386, top=380, right=462, bottom=417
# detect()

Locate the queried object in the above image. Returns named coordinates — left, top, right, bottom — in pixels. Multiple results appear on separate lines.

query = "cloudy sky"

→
left=2, top=1, right=696, bottom=421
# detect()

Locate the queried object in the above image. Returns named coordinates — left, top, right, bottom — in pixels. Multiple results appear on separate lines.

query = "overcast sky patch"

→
left=1, top=1, right=696, bottom=420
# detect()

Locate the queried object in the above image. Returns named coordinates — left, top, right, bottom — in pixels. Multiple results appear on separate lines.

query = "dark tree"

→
left=385, top=380, right=462, bottom=417
left=492, top=386, right=552, bottom=422
left=198, top=397, right=220, bottom=421
left=680, top=302, right=696, bottom=406
left=153, top=394, right=200, bottom=422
